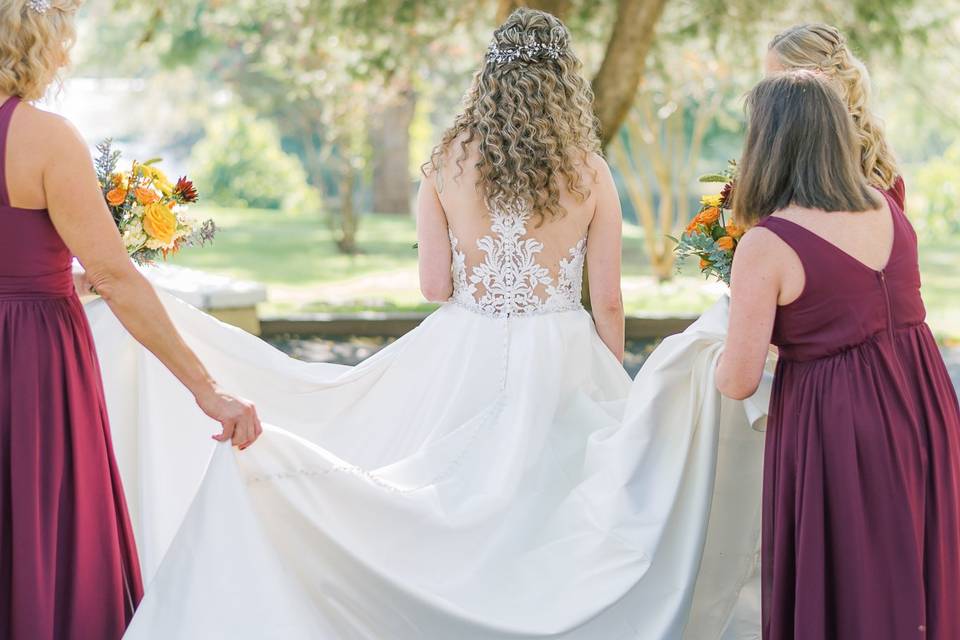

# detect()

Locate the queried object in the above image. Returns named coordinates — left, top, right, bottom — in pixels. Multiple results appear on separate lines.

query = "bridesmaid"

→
left=766, top=23, right=905, bottom=207
left=717, top=71, right=960, bottom=638
left=0, top=2, right=263, bottom=639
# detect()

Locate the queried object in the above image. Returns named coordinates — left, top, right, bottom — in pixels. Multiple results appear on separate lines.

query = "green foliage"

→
left=190, top=109, right=321, bottom=212
left=914, top=143, right=960, bottom=237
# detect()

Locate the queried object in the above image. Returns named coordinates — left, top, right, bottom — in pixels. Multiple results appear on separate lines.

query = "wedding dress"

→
left=87, top=203, right=769, bottom=639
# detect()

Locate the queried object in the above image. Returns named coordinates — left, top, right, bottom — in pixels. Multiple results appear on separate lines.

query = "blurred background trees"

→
left=63, top=0, right=959, bottom=330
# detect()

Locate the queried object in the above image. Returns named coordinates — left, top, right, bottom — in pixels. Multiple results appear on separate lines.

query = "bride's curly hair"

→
left=769, top=24, right=899, bottom=190
left=424, top=8, right=600, bottom=223
left=0, top=0, right=81, bottom=102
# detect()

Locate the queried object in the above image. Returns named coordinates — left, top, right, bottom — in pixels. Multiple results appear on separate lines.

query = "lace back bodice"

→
left=448, top=204, right=587, bottom=318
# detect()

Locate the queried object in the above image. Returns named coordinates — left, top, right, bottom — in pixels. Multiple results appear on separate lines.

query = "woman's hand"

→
left=195, top=386, right=263, bottom=450
left=72, top=265, right=95, bottom=297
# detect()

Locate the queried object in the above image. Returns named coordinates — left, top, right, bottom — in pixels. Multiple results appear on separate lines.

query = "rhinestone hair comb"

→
left=486, top=35, right=565, bottom=66
left=27, top=0, right=53, bottom=14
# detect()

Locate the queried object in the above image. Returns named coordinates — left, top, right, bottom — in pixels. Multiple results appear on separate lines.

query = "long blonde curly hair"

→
left=769, top=24, right=899, bottom=190
left=425, top=8, right=600, bottom=223
left=0, top=0, right=80, bottom=102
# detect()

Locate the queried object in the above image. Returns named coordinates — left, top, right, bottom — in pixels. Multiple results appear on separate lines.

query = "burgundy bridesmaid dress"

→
left=0, top=97, right=143, bottom=638
left=757, top=182, right=960, bottom=639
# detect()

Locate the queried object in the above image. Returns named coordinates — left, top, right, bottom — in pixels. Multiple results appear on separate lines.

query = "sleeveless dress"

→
left=758, top=187, right=960, bottom=639
left=101, top=200, right=767, bottom=639
left=0, top=96, right=143, bottom=639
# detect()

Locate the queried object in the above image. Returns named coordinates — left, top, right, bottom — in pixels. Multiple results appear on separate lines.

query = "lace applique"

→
left=449, top=205, right=586, bottom=318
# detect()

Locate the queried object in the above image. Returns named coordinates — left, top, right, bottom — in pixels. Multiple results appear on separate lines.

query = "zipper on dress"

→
left=879, top=270, right=895, bottom=341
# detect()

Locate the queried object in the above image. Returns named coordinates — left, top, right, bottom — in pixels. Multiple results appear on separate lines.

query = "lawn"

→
left=172, top=207, right=960, bottom=340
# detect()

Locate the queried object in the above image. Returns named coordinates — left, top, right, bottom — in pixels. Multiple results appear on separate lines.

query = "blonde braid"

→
left=770, top=24, right=899, bottom=190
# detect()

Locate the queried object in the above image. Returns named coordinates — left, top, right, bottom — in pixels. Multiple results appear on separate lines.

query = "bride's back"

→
left=435, top=143, right=600, bottom=316
left=422, top=8, right=611, bottom=318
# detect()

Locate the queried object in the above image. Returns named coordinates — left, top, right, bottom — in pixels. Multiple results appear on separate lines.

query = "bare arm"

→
left=44, top=117, right=261, bottom=448
left=586, top=158, right=625, bottom=362
left=416, top=173, right=453, bottom=302
left=715, top=228, right=781, bottom=400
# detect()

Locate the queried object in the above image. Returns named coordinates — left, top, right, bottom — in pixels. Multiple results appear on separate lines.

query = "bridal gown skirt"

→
left=85, top=293, right=768, bottom=639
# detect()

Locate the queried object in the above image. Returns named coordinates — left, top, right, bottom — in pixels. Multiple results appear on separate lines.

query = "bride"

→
left=91, top=9, right=767, bottom=639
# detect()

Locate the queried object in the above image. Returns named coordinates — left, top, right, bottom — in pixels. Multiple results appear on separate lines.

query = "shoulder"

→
left=734, top=224, right=794, bottom=269
left=15, top=105, right=89, bottom=159
left=582, top=151, right=613, bottom=182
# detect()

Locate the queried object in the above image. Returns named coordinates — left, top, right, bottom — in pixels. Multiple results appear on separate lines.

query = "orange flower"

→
left=725, top=220, right=745, bottom=239
left=700, top=257, right=712, bottom=270
left=716, top=236, right=736, bottom=251
left=106, top=187, right=127, bottom=206
left=135, top=187, right=160, bottom=205
left=142, top=202, right=177, bottom=245
left=699, top=206, right=721, bottom=225
left=685, top=217, right=701, bottom=233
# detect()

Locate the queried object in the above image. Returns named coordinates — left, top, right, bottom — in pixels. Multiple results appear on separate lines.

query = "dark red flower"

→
left=174, top=176, right=199, bottom=203
left=719, top=181, right=734, bottom=209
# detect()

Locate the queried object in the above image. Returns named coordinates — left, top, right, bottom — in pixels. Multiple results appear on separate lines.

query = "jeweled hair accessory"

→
left=27, top=0, right=53, bottom=14
left=486, top=34, right=565, bottom=66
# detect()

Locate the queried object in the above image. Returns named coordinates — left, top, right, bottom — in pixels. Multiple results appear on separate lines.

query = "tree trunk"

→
left=496, top=0, right=573, bottom=22
left=337, top=170, right=359, bottom=254
left=370, top=87, right=416, bottom=215
left=591, top=0, right=669, bottom=148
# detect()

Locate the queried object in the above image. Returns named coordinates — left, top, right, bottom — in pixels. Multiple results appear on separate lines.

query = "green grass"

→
left=171, top=207, right=960, bottom=339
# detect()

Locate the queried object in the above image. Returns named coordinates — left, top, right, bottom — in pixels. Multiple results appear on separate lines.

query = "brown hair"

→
left=732, top=71, right=881, bottom=227
left=423, top=8, right=600, bottom=224
left=768, top=24, right=898, bottom=189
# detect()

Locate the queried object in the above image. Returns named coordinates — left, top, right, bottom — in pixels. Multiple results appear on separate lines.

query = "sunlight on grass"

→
left=171, top=207, right=959, bottom=338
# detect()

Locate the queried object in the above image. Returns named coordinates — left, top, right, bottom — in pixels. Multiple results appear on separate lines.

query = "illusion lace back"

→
left=448, top=203, right=587, bottom=318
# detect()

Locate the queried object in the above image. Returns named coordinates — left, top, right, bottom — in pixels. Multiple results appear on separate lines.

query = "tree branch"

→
left=591, top=0, right=669, bottom=148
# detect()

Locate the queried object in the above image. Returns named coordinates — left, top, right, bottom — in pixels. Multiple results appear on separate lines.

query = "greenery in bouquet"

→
left=95, top=140, right=216, bottom=266
left=672, top=161, right=743, bottom=285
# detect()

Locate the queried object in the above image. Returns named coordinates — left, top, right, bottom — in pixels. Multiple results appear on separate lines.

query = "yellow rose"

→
left=135, top=187, right=160, bottom=205
left=142, top=202, right=178, bottom=245
left=700, top=193, right=724, bottom=208
left=716, top=236, right=736, bottom=251
left=106, top=187, right=127, bottom=206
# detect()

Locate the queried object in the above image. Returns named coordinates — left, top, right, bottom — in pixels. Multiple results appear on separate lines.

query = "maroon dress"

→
left=758, top=182, right=960, bottom=639
left=0, top=97, right=143, bottom=638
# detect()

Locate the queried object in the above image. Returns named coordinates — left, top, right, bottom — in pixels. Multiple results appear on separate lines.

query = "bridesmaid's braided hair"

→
left=423, top=8, right=600, bottom=225
left=769, top=24, right=899, bottom=191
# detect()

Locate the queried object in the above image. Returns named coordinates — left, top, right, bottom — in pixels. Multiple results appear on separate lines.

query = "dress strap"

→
left=0, top=96, right=21, bottom=207
left=755, top=216, right=825, bottom=272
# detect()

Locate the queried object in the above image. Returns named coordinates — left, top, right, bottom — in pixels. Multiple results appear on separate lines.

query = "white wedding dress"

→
left=86, top=205, right=768, bottom=639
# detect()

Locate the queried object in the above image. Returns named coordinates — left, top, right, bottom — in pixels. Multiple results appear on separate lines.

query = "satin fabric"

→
left=84, top=290, right=769, bottom=639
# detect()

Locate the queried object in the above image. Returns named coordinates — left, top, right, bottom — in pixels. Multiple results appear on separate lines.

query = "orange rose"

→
left=135, top=187, right=160, bottom=205
left=716, top=236, right=736, bottom=251
left=699, top=206, right=721, bottom=225
left=106, top=188, right=127, bottom=206
left=142, top=202, right=178, bottom=245
left=725, top=220, right=745, bottom=239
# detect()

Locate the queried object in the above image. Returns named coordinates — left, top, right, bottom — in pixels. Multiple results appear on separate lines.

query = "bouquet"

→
left=95, top=140, right=216, bottom=266
left=673, top=160, right=743, bottom=285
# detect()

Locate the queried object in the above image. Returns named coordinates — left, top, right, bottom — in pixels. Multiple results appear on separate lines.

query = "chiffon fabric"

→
left=758, top=185, right=960, bottom=639
left=0, top=95, right=143, bottom=640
